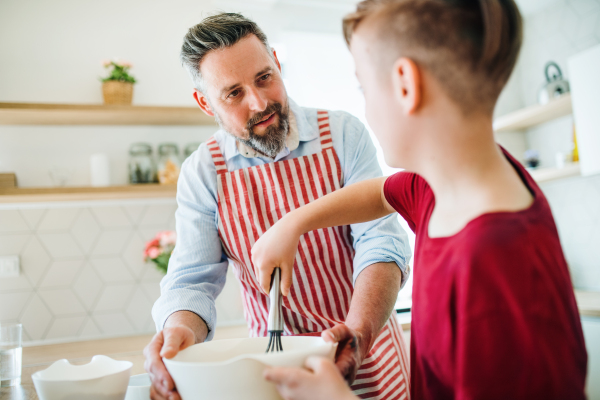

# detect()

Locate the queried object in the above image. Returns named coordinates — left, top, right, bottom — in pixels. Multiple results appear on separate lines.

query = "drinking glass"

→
left=0, top=323, right=22, bottom=387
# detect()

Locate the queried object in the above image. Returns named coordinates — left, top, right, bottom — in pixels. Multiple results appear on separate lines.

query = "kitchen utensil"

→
left=266, top=267, right=283, bottom=353
left=164, top=336, right=336, bottom=400
left=124, top=373, right=151, bottom=400
left=538, top=61, right=570, bottom=104
left=32, top=355, right=132, bottom=400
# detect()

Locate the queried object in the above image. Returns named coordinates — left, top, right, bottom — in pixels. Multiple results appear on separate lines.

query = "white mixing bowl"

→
left=164, top=336, right=336, bottom=400
left=32, top=355, right=132, bottom=400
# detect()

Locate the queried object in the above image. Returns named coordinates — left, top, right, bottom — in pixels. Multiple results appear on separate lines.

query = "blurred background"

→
left=0, top=3, right=599, bottom=392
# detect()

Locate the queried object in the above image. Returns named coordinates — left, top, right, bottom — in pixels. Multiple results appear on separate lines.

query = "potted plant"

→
left=101, top=59, right=136, bottom=105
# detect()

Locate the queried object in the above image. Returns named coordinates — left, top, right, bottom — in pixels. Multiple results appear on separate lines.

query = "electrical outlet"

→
left=0, top=256, right=20, bottom=278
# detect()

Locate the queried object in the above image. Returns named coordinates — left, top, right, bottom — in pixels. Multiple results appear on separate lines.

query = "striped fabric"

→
left=207, top=110, right=410, bottom=400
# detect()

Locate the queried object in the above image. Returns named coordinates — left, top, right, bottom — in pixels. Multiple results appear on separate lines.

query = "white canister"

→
left=90, top=153, right=111, bottom=187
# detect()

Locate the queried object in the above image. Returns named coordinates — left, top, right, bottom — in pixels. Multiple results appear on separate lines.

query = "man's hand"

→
left=322, top=324, right=369, bottom=384
left=144, top=311, right=209, bottom=400
left=251, top=213, right=303, bottom=296
left=264, top=356, right=358, bottom=400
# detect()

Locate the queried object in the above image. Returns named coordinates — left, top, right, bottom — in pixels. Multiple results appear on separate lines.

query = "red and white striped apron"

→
left=207, top=110, right=410, bottom=400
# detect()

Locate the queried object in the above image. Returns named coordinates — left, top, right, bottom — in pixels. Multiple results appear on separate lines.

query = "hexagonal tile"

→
left=138, top=204, right=177, bottom=227
left=140, top=282, right=161, bottom=304
left=94, top=284, right=135, bottom=312
left=125, top=288, right=153, bottom=331
left=20, top=236, right=51, bottom=286
left=0, top=273, right=32, bottom=293
left=0, top=292, right=31, bottom=321
left=0, top=233, right=31, bottom=256
left=39, top=288, right=86, bottom=316
left=0, top=210, right=30, bottom=233
left=19, top=209, right=46, bottom=230
left=72, top=264, right=103, bottom=311
left=79, top=318, right=101, bottom=338
left=21, top=294, right=53, bottom=340
left=90, top=207, right=132, bottom=229
left=141, top=264, right=166, bottom=283
left=121, top=233, right=147, bottom=279
left=39, top=259, right=85, bottom=288
left=37, top=208, right=81, bottom=232
left=93, top=313, right=134, bottom=336
left=122, top=205, right=146, bottom=226
left=90, top=257, right=135, bottom=283
left=45, top=315, right=86, bottom=340
left=91, top=230, right=132, bottom=257
left=70, top=209, right=101, bottom=255
left=38, top=233, right=83, bottom=259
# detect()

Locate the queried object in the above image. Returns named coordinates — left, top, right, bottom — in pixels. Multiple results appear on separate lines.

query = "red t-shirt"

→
left=383, top=149, right=587, bottom=400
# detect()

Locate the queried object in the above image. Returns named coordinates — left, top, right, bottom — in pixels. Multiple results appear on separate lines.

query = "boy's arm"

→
left=251, top=176, right=395, bottom=295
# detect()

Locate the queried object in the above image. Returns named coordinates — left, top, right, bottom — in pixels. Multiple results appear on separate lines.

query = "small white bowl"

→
left=125, top=373, right=151, bottom=400
left=164, top=336, right=335, bottom=400
left=32, top=355, right=132, bottom=400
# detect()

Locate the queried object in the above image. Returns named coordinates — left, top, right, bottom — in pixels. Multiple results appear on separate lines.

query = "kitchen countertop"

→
left=2, top=292, right=598, bottom=400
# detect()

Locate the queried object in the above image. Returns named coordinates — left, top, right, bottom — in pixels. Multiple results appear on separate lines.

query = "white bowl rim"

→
left=163, top=337, right=335, bottom=368
left=32, top=355, right=133, bottom=382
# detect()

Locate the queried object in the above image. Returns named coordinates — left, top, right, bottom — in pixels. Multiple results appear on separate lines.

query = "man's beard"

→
left=214, top=102, right=290, bottom=159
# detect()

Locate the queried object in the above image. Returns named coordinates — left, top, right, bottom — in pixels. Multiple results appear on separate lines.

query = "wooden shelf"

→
left=0, top=102, right=217, bottom=126
left=529, top=162, right=581, bottom=183
left=493, top=94, right=572, bottom=132
left=0, top=184, right=176, bottom=203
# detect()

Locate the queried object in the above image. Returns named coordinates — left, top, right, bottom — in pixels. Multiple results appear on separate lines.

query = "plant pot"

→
left=102, top=81, right=134, bottom=105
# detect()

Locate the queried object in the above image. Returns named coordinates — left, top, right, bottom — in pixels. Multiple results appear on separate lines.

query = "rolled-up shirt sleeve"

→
left=333, top=113, right=412, bottom=286
left=151, top=144, right=227, bottom=341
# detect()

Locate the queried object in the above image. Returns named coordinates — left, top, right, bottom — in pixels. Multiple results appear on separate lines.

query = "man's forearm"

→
left=164, top=310, right=210, bottom=343
left=345, top=262, right=402, bottom=355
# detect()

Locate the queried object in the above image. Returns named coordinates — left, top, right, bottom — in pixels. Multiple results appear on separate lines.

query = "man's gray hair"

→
left=180, top=13, right=272, bottom=92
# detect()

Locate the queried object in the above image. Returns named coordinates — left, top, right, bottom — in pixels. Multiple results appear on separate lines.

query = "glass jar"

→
left=184, top=142, right=202, bottom=159
left=157, top=143, right=182, bottom=185
left=128, top=143, right=156, bottom=184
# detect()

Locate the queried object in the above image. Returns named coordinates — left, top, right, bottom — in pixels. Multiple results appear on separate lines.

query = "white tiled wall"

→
left=0, top=199, right=245, bottom=344
left=500, top=0, right=600, bottom=289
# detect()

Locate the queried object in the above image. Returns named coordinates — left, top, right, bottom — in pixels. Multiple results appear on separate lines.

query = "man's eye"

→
left=260, top=74, right=270, bottom=81
left=228, top=89, right=240, bottom=98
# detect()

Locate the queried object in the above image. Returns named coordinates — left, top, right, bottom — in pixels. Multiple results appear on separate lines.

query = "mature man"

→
left=144, top=13, right=411, bottom=400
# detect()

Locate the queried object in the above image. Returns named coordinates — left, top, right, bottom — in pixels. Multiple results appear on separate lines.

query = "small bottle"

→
left=157, top=143, right=182, bottom=185
left=129, top=143, right=156, bottom=184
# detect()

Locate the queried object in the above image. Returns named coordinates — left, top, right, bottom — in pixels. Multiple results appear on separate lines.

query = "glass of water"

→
left=0, top=323, right=22, bottom=387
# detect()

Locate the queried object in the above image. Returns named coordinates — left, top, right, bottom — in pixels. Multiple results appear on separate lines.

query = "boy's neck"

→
left=411, top=104, right=534, bottom=238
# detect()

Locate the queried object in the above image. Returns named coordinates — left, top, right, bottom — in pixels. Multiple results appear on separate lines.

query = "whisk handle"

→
left=267, top=267, right=283, bottom=332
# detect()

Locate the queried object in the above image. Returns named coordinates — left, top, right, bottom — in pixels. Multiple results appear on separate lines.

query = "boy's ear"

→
left=391, top=57, right=421, bottom=115
left=193, top=90, right=215, bottom=117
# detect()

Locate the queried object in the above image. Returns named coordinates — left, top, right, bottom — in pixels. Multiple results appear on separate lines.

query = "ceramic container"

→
left=32, top=355, right=132, bottom=400
left=124, top=373, right=151, bottom=400
left=164, top=336, right=336, bottom=400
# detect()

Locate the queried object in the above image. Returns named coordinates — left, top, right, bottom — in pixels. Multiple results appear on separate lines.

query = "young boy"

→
left=251, top=0, right=588, bottom=399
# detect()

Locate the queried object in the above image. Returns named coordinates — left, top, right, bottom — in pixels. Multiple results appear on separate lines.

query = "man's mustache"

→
left=246, top=103, right=283, bottom=130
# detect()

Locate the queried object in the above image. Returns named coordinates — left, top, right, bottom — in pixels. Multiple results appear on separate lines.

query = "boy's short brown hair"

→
left=343, top=0, right=522, bottom=113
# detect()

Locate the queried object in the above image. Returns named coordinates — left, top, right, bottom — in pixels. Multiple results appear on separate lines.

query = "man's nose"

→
left=246, top=86, right=268, bottom=112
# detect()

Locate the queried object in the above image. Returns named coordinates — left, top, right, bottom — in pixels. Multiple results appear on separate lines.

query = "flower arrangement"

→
left=144, top=231, right=176, bottom=274
left=101, top=59, right=137, bottom=83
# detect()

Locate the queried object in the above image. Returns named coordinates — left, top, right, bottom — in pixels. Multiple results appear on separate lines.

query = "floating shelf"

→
left=0, top=102, right=217, bottom=126
left=529, top=162, right=581, bottom=183
left=493, top=94, right=572, bottom=132
left=0, top=184, right=177, bottom=203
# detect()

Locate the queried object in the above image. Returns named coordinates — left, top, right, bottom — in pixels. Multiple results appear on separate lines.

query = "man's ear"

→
left=272, top=49, right=282, bottom=72
left=391, top=57, right=421, bottom=115
left=193, top=90, right=214, bottom=117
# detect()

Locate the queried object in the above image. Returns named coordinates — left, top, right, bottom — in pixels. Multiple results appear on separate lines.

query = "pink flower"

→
left=159, top=231, right=177, bottom=247
left=101, top=59, right=111, bottom=67
left=121, top=61, right=133, bottom=68
left=147, top=247, right=161, bottom=259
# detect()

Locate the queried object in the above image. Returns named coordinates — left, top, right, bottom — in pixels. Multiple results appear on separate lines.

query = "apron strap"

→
left=206, top=137, right=228, bottom=175
left=317, top=110, right=333, bottom=150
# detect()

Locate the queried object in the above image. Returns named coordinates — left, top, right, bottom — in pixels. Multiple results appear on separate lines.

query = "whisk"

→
left=266, top=267, right=283, bottom=353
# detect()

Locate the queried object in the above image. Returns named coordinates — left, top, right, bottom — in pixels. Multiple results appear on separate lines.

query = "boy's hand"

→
left=251, top=215, right=302, bottom=296
left=322, top=324, right=367, bottom=384
left=264, top=356, right=357, bottom=400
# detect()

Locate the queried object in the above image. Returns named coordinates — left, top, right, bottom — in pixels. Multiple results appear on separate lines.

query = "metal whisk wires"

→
left=266, top=267, right=283, bottom=353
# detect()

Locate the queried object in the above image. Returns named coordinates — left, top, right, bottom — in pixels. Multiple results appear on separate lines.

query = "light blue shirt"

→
left=152, top=99, right=412, bottom=340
